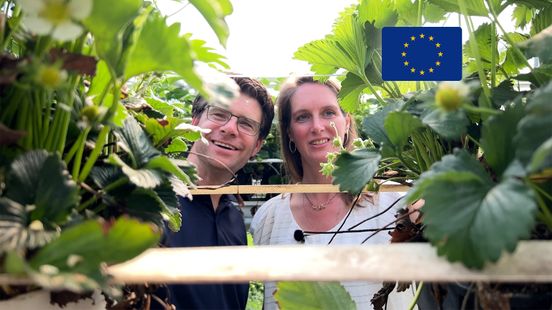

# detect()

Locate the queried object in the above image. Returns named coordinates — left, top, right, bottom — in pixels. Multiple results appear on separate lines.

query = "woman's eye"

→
left=323, top=110, right=337, bottom=118
left=296, top=114, right=309, bottom=122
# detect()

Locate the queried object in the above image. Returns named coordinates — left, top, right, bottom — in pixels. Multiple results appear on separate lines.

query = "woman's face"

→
left=288, top=83, right=350, bottom=167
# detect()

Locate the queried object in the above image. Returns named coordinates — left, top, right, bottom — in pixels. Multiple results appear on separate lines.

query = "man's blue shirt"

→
left=164, top=194, right=249, bottom=309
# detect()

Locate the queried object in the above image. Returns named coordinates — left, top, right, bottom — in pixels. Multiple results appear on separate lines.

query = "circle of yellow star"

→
left=429, top=68, right=434, bottom=73
left=411, top=67, right=416, bottom=73
left=436, top=43, right=441, bottom=48
left=420, top=70, right=425, bottom=75
left=429, top=36, right=434, bottom=41
left=411, top=36, right=416, bottom=41
left=404, top=43, right=409, bottom=48
left=401, top=52, right=407, bottom=57
left=420, top=33, right=425, bottom=38
left=436, top=61, right=441, bottom=66
left=404, top=61, right=409, bottom=66
left=438, top=52, right=443, bottom=57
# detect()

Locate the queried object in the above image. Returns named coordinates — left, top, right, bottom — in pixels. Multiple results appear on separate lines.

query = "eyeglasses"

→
left=206, top=105, right=261, bottom=136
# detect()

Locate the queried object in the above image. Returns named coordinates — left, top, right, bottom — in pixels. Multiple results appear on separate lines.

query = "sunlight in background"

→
left=157, top=0, right=518, bottom=78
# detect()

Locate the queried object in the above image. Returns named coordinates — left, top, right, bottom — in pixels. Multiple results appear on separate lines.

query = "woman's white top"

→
left=250, top=192, right=415, bottom=310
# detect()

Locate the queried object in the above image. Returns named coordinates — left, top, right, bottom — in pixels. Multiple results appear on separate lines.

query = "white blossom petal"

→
left=18, top=0, right=44, bottom=14
left=51, top=21, right=83, bottom=41
left=22, top=16, right=54, bottom=35
left=69, top=0, right=93, bottom=20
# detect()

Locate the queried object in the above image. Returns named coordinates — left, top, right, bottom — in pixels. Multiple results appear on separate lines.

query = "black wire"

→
left=327, top=193, right=361, bottom=245
left=346, top=195, right=404, bottom=231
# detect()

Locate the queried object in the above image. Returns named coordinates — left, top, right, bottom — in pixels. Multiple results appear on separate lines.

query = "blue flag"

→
left=382, top=27, right=462, bottom=81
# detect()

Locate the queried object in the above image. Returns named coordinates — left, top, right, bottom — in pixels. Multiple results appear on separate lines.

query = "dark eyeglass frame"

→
left=205, top=105, right=261, bottom=136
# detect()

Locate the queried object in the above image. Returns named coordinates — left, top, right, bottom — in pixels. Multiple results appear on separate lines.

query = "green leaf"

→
left=30, top=218, right=160, bottom=274
left=146, top=156, right=193, bottom=185
left=407, top=149, right=492, bottom=203
left=155, top=182, right=182, bottom=232
left=507, top=0, right=552, bottom=9
left=333, top=149, right=382, bottom=195
left=530, top=6, right=552, bottom=36
left=422, top=172, right=536, bottom=268
left=338, top=73, right=368, bottom=113
left=0, top=198, right=58, bottom=253
left=124, top=10, right=204, bottom=96
left=512, top=5, right=534, bottom=29
left=384, top=111, right=424, bottom=148
left=361, top=101, right=400, bottom=149
left=144, top=96, right=175, bottom=118
left=275, top=282, right=356, bottom=310
left=515, top=80, right=552, bottom=165
left=358, top=0, right=398, bottom=28
left=115, top=117, right=161, bottom=167
left=125, top=188, right=164, bottom=227
left=481, top=101, right=525, bottom=177
left=422, top=108, right=469, bottom=140
left=189, top=38, right=229, bottom=69
left=6, top=150, right=78, bottom=225
left=83, top=0, right=141, bottom=73
left=165, top=137, right=189, bottom=154
left=108, top=154, right=163, bottom=188
left=428, top=0, right=489, bottom=16
left=87, top=60, right=112, bottom=105
left=463, top=23, right=499, bottom=71
left=529, top=137, right=552, bottom=173
left=491, top=80, right=522, bottom=107
left=513, top=63, right=552, bottom=86
left=501, top=32, right=530, bottom=75
left=423, top=2, right=448, bottom=23
left=520, top=24, right=552, bottom=64
left=189, top=0, right=232, bottom=47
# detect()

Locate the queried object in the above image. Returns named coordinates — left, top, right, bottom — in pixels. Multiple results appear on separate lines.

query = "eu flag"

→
left=382, top=27, right=462, bottom=81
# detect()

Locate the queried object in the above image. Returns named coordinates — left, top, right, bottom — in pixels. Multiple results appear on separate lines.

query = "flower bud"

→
left=35, top=64, right=67, bottom=88
left=435, top=82, right=468, bottom=111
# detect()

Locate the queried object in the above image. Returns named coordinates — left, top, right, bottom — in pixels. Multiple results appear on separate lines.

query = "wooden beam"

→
left=106, top=241, right=552, bottom=283
left=190, top=183, right=410, bottom=195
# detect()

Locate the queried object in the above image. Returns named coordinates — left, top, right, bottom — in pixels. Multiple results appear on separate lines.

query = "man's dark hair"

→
left=191, top=77, right=274, bottom=139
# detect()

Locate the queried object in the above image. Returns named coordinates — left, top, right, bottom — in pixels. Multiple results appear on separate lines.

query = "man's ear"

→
left=250, top=138, right=264, bottom=158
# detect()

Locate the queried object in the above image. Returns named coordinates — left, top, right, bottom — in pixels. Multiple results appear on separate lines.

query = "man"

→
left=164, top=77, right=274, bottom=309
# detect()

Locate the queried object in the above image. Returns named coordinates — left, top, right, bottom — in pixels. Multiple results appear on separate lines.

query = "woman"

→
left=250, top=77, right=412, bottom=309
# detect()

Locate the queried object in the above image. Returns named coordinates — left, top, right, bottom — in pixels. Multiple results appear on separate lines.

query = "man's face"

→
left=191, top=94, right=263, bottom=175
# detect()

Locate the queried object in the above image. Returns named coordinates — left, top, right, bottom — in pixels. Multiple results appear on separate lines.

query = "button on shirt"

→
left=164, top=194, right=249, bottom=310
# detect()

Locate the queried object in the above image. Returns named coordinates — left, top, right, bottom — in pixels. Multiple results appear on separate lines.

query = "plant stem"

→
left=78, top=125, right=110, bottom=182
left=490, top=22, right=497, bottom=88
left=528, top=182, right=552, bottom=229
left=408, top=282, right=424, bottom=310
left=458, top=0, right=492, bottom=110
left=78, top=176, right=128, bottom=212
left=462, top=104, right=500, bottom=115
left=71, top=127, right=91, bottom=180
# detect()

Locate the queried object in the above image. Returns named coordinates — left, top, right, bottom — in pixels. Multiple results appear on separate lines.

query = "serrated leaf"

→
left=90, top=166, right=124, bottom=188
left=126, top=188, right=164, bottom=226
left=530, top=7, right=552, bottom=36
left=108, top=154, right=163, bottom=188
left=512, top=5, right=534, bottom=29
left=189, top=0, right=232, bottom=47
left=30, top=218, right=159, bottom=275
left=165, top=137, right=189, bottom=154
left=529, top=137, right=552, bottom=173
left=361, top=102, right=400, bottom=148
left=6, top=150, right=79, bottom=225
left=295, top=40, right=359, bottom=77
left=481, top=101, right=525, bottom=177
left=520, top=24, right=552, bottom=64
left=146, top=156, right=193, bottom=185
left=189, top=37, right=229, bottom=69
left=384, top=111, right=424, bottom=148
left=422, top=172, right=536, bottom=268
left=333, top=149, right=382, bottom=195
left=513, top=64, right=552, bottom=86
left=515, top=80, right=552, bottom=165
left=338, top=73, right=367, bottom=113
left=407, top=149, right=492, bottom=203
left=155, top=182, right=182, bottom=232
left=422, top=108, right=469, bottom=140
left=427, top=0, right=491, bottom=16
left=83, top=0, right=142, bottom=73
left=275, top=282, right=356, bottom=310
left=144, top=96, right=174, bottom=118
left=124, top=10, right=204, bottom=95
left=463, top=23, right=499, bottom=71
left=359, top=0, right=398, bottom=28
left=502, top=32, right=530, bottom=75
left=115, top=117, right=160, bottom=167
left=491, top=80, right=522, bottom=107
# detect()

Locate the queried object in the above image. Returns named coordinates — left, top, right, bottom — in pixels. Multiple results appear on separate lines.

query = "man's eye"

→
left=239, top=120, right=255, bottom=130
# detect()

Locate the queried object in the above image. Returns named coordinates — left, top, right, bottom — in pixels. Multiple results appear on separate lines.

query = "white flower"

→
left=18, top=0, right=92, bottom=41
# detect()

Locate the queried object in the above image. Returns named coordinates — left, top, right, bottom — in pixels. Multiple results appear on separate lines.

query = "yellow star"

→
left=420, top=70, right=425, bottom=75
left=401, top=52, right=407, bottom=57
left=438, top=52, right=443, bottom=57
left=411, top=36, right=416, bottom=41
left=436, top=43, right=441, bottom=48
left=404, top=42, right=409, bottom=48
left=436, top=61, right=441, bottom=66
left=404, top=61, right=409, bottom=66
left=429, top=36, right=434, bottom=41
left=411, top=67, right=416, bottom=73
left=429, top=68, right=434, bottom=73
left=420, top=33, right=425, bottom=38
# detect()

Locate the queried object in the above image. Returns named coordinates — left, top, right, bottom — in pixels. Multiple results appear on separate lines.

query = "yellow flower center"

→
left=39, top=1, right=71, bottom=26
left=435, top=84, right=465, bottom=111
left=36, top=65, right=67, bottom=88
